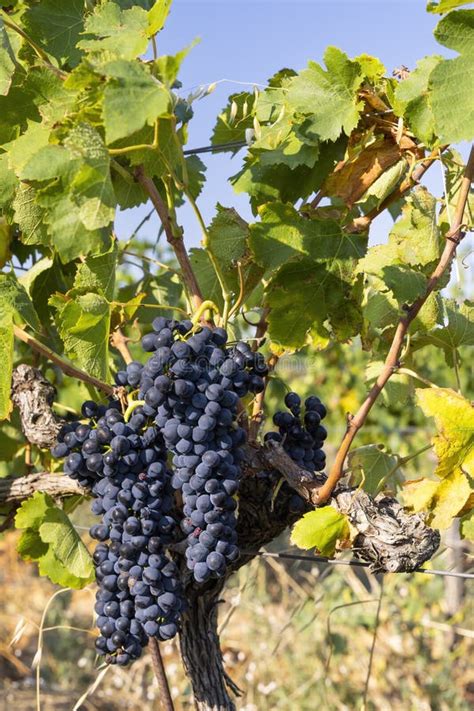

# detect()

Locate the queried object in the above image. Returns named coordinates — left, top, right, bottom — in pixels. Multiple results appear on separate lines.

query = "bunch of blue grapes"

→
left=264, top=392, right=327, bottom=472
left=51, top=399, right=184, bottom=665
left=133, top=317, right=267, bottom=583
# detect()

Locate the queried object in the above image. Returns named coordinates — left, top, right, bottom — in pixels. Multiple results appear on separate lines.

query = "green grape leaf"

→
left=287, top=47, right=365, bottom=141
left=348, top=445, right=399, bottom=494
left=23, top=0, right=85, bottom=66
left=250, top=202, right=366, bottom=273
left=0, top=217, right=11, bottom=268
left=0, top=19, right=16, bottom=95
left=39, top=191, right=110, bottom=263
left=65, top=123, right=116, bottom=230
left=112, top=166, right=148, bottom=208
left=389, top=188, right=443, bottom=267
left=15, top=491, right=53, bottom=530
left=152, top=42, right=195, bottom=87
left=365, top=360, right=412, bottom=409
left=5, top=120, right=51, bottom=175
left=394, top=56, right=442, bottom=145
left=434, top=8, right=474, bottom=52
left=0, top=306, right=13, bottom=420
left=51, top=292, right=111, bottom=381
left=74, top=243, right=118, bottom=300
left=414, top=300, right=474, bottom=364
left=460, top=510, right=474, bottom=540
left=0, top=153, right=17, bottom=207
left=0, top=272, right=41, bottom=331
left=12, top=185, right=49, bottom=247
left=211, top=91, right=255, bottom=152
left=291, top=506, right=350, bottom=556
left=427, top=0, right=473, bottom=12
left=17, top=529, right=48, bottom=560
left=207, top=204, right=264, bottom=303
left=0, top=74, right=40, bottom=145
left=188, top=248, right=224, bottom=311
left=416, top=387, right=474, bottom=479
left=429, top=11, right=474, bottom=142
left=185, top=154, right=207, bottom=201
left=39, top=507, right=94, bottom=580
left=37, top=546, right=92, bottom=588
left=232, top=137, right=347, bottom=212
left=440, top=148, right=474, bottom=230
left=102, top=60, right=170, bottom=144
left=78, top=2, right=149, bottom=59
left=148, top=0, right=173, bottom=36
left=265, top=257, right=360, bottom=353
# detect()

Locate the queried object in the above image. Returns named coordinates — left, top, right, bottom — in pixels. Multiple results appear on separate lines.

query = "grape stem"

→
left=134, top=166, right=204, bottom=312
left=315, top=143, right=474, bottom=504
left=13, top=326, right=115, bottom=396
left=110, top=328, right=133, bottom=364
left=148, top=637, right=175, bottom=711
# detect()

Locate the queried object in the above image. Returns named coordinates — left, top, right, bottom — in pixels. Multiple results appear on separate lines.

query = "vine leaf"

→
left=78, top=2, right=150, bottom=59
left=287, top=47, right=366, bottom=141
left=15, top=492, right=94, bottom=589
left=207, top=204, right=263, bottom=302
left=429, top=9, right=474, bottom=142
left=39, top=507, right=94, bottom=580
left=347, top=444, right=399, bottom=494
left=427, top=0, right=473, bottom=12
left=417, top=388, right=473, bottom=479
left=50, top=292, right=111, bottom=382
left=291, top=506, right=350, bottom=557
left=74, top=242, right=118, bottom=300
left=0, top=19, right=16, bottom=95
left=393, top=55, right=442, bottom=146
left=460, top=510, right=474, bottom=540
left=414, top=299, right=474, bottom=364
left=102, top=60, right=170, bottom=144
left=250, top=202, right=365, bottom=273
left=403, top=388, right=474, bottom=528
left=23, top=0, right=85, bottom=67
left=0, top=308, right=13, bottom=420
left=265, top=257, right=361, bottom=354
left=147, top=0, right=173, bottom=36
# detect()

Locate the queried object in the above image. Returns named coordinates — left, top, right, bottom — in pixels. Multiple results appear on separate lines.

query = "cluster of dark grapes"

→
left=51, top=400, right=184, bottom=665
left=264, top=392, right=327, bottom=472
left=51, top=316, right=328, bottom=666
left=126, top=316, right=268, bottom=583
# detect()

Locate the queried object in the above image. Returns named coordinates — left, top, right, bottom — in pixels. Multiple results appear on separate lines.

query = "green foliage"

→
left=429, top=9, right=474, bottom=141
left=15, top=492, right=94, bottom=588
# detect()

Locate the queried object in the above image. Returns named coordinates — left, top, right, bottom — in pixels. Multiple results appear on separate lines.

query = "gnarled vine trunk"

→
left=180, top=581, right=237, bottom=711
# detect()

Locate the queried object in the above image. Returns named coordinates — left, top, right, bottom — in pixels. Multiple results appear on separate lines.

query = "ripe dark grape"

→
left=51, top=397, right=184, bottom=665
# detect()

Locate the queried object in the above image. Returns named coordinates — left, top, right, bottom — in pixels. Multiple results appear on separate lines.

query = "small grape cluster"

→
left=52, top=400, right=184, bottom=665
left=130, top=317, right=268, bottom=583
left=264, top=392, right=327, bottom=472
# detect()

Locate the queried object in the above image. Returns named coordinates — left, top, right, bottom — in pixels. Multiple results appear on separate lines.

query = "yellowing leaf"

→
left=148, top=0, right=173, bottom=36
left=416, top=388, right=474, bottom=479
left=403, top=471, right=472, bottom=529
left=290, top=506, right=350, bottom=557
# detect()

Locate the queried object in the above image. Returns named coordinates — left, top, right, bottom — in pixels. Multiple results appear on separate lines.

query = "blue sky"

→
left=115, top=0, right=447, bottom=249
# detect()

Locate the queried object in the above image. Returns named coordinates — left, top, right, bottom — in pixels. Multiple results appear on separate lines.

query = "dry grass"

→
left=0, top=530, right=472, bottom=711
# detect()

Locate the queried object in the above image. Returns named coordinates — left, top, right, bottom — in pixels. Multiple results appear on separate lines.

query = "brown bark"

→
left=11, top=364, right=63, bottom=449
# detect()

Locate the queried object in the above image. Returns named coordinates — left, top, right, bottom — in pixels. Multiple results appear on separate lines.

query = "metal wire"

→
left=244, top=550, right=474, bottom=581
left=183, top=140, right=247, bottom=156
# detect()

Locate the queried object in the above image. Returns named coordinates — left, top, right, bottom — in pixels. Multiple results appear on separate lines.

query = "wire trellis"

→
left=244, top=550, right=474, bottom=581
